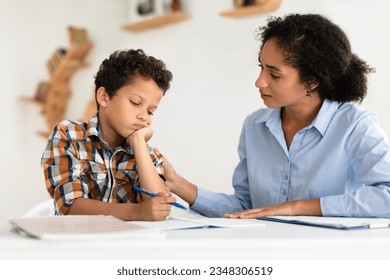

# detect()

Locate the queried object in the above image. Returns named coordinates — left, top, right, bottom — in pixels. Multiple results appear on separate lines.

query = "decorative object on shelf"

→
left=234, top=0, right=256, bottom=8
left=20, top=81, right=51, bottom=106
left=137, top=0, right=155, bottom=16
left=221, top=0, right=281, bottom=17
left=170, top=0, right=181, bottom=12
left=34, top=82, right=51, bottom=104
left=122, top=0, right=189, bottom=32
left=20, top=26, right=93, bottom=137
left=46, top=48, right=67, bottom=76
left=121, top=11, right=190, bottom=32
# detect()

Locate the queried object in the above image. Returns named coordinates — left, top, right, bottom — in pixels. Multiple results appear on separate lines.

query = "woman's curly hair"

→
left=257, top=14, right=375, bottom=103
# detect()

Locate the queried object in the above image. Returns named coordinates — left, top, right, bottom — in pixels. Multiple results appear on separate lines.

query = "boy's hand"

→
left=127, top=126, right=153, bottom=148
left=136, top=195, right=176, bottom=221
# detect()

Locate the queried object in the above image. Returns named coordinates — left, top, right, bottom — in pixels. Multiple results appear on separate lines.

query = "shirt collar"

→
left=85, top=113, right=101, bottom=140
left=254, top=99, right=340, bottom=136
left=311, top=99, right=340, bottom=136
left=254, top=107, right=280, bottom=124
left=85, top=113, right=135, bottom=154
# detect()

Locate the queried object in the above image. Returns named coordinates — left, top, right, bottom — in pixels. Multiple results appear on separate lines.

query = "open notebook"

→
left=9, top=215, right=163, bottom=240
left=129, top=215, right=266, bottom=231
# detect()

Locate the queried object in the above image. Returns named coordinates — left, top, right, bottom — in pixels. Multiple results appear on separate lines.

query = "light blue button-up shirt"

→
left=191, top=99, right=390, bottom=218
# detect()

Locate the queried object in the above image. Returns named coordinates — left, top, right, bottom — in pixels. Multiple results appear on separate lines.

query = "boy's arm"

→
left=127, top=126, right=169, bottom=195
left=41, top=123, right=86, bottom=215
left=68, top=197, right=175, bottom=221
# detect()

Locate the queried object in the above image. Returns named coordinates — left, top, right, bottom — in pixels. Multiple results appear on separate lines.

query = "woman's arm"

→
left=225, top=198, right=322, bottom=218
left=162, top=156, right=198, bottom=205
left=163, top=156, right=251, bottom=217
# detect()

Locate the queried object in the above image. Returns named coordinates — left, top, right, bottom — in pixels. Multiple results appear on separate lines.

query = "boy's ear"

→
left=96, top=87, right=109, bottom=108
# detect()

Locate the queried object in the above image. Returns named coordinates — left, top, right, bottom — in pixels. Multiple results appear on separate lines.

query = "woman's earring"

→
left=305, top=82, right=318, bottom=97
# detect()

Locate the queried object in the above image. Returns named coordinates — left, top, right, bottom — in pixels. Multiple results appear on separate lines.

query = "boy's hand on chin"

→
left=127, top=126, right=153, bottom=147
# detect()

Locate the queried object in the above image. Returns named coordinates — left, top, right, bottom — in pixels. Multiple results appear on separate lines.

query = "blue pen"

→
left=133, top=185, right=188, bottom=210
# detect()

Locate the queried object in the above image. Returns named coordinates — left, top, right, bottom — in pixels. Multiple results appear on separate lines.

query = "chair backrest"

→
left=23, top=199, right=55, bottom=217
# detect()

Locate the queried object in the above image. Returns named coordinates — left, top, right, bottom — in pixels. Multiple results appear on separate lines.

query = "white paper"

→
left=9, top=215, right=164, bottom=240
left=130, top=216, right=266, bottom=231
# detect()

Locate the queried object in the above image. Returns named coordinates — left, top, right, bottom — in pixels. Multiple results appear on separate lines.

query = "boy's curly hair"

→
left=94, top=49, right=173, bottom=108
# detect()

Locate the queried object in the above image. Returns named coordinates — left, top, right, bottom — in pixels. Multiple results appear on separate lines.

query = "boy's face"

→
left=97, top=75, right=163, bottom=143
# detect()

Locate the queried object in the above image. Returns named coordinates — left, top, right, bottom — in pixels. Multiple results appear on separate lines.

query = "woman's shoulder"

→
left=333, top=102, right=383, bottom=137
left=245, top=107, right=275, bottom=124
left=336, top=102, right=377, bottom=122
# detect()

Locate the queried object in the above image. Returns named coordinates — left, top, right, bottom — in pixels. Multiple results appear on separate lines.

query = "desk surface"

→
left=1, top=218, right=390, bottom=260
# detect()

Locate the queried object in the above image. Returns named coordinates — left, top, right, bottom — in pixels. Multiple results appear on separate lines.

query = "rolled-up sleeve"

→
left=41, top=124, right=85, bottom=215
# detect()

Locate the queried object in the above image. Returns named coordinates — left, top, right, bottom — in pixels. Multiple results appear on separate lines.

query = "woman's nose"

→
left=255, top=73, right=268, bottom=88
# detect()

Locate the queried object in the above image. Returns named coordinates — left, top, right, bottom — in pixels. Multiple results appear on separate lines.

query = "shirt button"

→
left=284, top=174, right=288, bottom=180
left=282, top=191, right=287, bottom=196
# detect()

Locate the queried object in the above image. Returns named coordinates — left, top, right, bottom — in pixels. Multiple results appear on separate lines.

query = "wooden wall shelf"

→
left=220, top=0, right=281, bottom=18
left=20, top=26, right=92, bottom=137
left=121, top=11, right=190, bottom=32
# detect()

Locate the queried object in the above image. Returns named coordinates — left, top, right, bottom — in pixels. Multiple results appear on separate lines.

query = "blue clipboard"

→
left=259, top=216, right=390, bottom=230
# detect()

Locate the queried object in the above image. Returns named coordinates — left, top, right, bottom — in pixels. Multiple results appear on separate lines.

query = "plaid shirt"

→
left=41, top=114, right=165, bottom=215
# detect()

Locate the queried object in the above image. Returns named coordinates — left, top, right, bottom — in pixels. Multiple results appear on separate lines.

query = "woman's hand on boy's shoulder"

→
left=161, top=156, right=178, bottom=192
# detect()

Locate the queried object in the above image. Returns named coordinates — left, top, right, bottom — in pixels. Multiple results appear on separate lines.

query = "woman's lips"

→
left=260, top=91, right=272, bottom=98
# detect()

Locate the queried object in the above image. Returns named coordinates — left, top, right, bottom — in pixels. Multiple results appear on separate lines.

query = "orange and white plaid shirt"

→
left=41, top=114, right=165, bottom=215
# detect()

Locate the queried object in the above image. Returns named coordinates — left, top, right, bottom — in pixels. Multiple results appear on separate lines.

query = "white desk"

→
left=1, top=218, right=390, bottom=260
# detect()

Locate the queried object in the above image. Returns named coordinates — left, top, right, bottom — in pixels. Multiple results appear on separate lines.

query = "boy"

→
left=41, top=49, right=176, bottom=221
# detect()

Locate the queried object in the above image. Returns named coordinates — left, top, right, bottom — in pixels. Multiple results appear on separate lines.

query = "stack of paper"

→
left=9, top=215, right=163, bottom=240
left=130, top=216, right=266, bottom=231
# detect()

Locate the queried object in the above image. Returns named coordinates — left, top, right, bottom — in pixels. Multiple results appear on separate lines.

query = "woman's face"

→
left=255, top=37, right=308, bottom=109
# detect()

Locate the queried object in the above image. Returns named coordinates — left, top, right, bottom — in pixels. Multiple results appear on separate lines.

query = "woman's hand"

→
left=161, top=156, right=178, bottom=193
left=225, top=202, right=295, bottom=219
left=225, top=199, right=322, bottom=219
left=161, top=155, right=198, bottom=205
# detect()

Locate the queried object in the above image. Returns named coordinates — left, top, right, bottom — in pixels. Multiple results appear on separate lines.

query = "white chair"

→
left=23, top=199, right=55, bottom=217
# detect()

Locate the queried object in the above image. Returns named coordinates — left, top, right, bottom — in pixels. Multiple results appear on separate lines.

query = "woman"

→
left=163, top=14, right=390, bottom=218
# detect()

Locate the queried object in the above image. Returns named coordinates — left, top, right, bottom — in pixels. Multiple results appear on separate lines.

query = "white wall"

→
left=0, top=0, right=389, bottom=219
